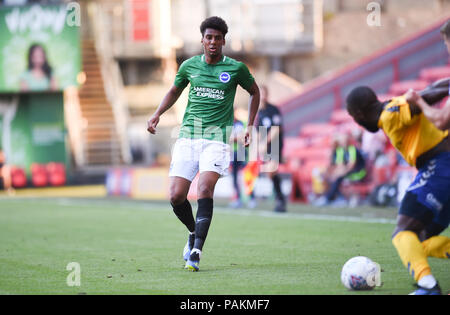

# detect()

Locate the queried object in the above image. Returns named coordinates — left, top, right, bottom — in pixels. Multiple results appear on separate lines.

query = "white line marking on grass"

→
left=42, top=198, right=397, bottom=225
left=214, top=207, right=396, bottom=225
left=2, top=197, right=396, bottom=225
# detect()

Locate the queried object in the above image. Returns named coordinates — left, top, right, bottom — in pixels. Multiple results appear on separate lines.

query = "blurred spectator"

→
left=0, top=150, right=14, bottom=194
left=361, top=129, right=387, bottom=164
left=314, top=132, right=367, bottom=206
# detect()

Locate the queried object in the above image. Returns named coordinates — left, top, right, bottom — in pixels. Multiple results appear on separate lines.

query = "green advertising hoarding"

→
left=0, top=4, right=81, bottom=92
left=0, top=3, right=81, bottom=177
left=8, top=93, right=68, bottom=175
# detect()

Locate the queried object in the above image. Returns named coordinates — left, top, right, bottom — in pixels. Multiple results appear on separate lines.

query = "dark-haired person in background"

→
left=147, top=16, right=260, bottom=271
left=313, top=132, right=366, bottom=207
left=346, top=79, right=450, bottom=295
left=20, top=43, right=57, bottom=91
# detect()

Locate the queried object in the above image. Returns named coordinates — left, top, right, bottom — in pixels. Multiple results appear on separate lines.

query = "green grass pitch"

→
left=0, top=197, right=448, bottom=295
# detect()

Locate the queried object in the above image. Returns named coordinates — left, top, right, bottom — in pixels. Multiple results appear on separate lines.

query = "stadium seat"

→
left=338, top=121, right=364, bottom=135
left=330, top=109, right=353, bottom=125
left=299, top=123, right=336, bottom=138
left=371, top=165, right=392, bottom=187
left=46, top=162, right=66, bottom=186
left=277, top=163, right=290, bottom=174
left=389, top=79, right=429, bottom=95
left=290, top=146, right=331, bottom=163
left=308, top=135, right=332, bottom=147
left=419, top=65, right=450, bottom=82
left=10, top=167, right=27, bottom=188
left=289, top=170, right=306, bottom=203
left=31, top=163, right=48, bottom=187
left=292, top=158, right=329, bottom=201
left=283, top=137, right=309, bottom=158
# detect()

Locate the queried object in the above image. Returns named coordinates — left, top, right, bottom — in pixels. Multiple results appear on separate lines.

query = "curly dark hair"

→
left=346, top=86, right=379, bottom=114
left=200, top=16, right=228, bottom=38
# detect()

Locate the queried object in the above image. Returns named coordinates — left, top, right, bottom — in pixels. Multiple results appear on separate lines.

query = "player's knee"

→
left=169, top=191, right=186, bottom=206
left=197, top=184, right=214, bottom=199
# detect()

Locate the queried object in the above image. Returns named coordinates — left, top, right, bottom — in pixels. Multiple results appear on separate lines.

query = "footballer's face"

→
left=347, top=107, right=380, bottom=133
left=201, top=28, right=225, bottom=58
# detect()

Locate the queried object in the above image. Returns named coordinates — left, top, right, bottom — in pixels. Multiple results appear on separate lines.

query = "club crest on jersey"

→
left=219, top=72, right=230, bottom=83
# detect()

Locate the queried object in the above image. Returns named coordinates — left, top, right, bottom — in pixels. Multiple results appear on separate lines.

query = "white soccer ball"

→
left=341, top=256, right=381, bottom=290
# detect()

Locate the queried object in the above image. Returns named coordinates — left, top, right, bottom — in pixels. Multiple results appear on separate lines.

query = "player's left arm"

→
left=244, top=81, right=260, bottom=147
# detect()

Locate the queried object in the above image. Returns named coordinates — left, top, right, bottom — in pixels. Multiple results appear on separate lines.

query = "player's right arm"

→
left=148, top=59, right=190, bottom=134
left=147, top=85, right=184, bottom=134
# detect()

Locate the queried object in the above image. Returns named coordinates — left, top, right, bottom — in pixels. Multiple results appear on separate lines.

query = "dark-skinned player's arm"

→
left=406, top=88, right=450, bottom=130
left=418, top=77, right=449, bottom=105
left=147, top=85, right=184, bottom=134
left=244, top=82, right=260, bottom=147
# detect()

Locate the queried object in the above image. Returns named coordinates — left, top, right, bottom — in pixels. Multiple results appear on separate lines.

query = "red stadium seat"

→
left=371, top=165, right=392, bottom=186
left=31, top=163, right=48, bottom=187
left=389, top=80, right=429, bottom=96
left=291, top=158, right=329, bottom=201
left=283, top=137, right=309, bottom=158
left=338, top=121, right=364, bottom=134
left=290, top=146, right=331, bottom=163
left=298, top=159, right=328, bottom=181
left=299, top=123, right=336, bottom=138
left=419, top=66, right=450, bottom=82
left=330, top=109, right=353, bottom=125
left=46, top=162, right=66, bottom=186
left=309, top=135, right=332, bottom=147
left=10, top=167, right=27, bottom=188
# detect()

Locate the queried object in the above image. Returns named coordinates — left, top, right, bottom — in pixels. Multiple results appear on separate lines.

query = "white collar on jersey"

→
left=201, top=54, right=227, bottom=63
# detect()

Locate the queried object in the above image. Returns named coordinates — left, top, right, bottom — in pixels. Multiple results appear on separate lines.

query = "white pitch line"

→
left=213, top=206, right=397, bottom=224
left=41, top=198, right=397, bottom=225
left=1, top=197, right=396, bottom=225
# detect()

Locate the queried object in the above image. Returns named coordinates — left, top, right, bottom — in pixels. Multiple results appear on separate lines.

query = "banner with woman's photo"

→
left=0, top=3, right=81, bottom=93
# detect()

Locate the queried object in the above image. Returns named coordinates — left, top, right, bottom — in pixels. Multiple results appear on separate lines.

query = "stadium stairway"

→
left=78, top=40, right=123, bottom=166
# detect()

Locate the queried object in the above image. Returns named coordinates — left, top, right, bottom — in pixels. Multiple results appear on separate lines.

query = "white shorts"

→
left=169, top=138, right=231, bottom=182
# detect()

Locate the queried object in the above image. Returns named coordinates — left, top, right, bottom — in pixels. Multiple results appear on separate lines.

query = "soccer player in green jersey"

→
left=147, top=16, right=260, bottom=271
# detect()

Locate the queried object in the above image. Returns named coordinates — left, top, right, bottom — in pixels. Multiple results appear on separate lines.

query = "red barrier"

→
left=46, top=162, right=66, bottom=186
left=31, top=163, right=48, bottom=187
left=10, top=167, right=27, bottom=188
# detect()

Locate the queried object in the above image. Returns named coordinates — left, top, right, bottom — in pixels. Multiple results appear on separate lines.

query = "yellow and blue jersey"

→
left=377, top=96, right=448, bottom=167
